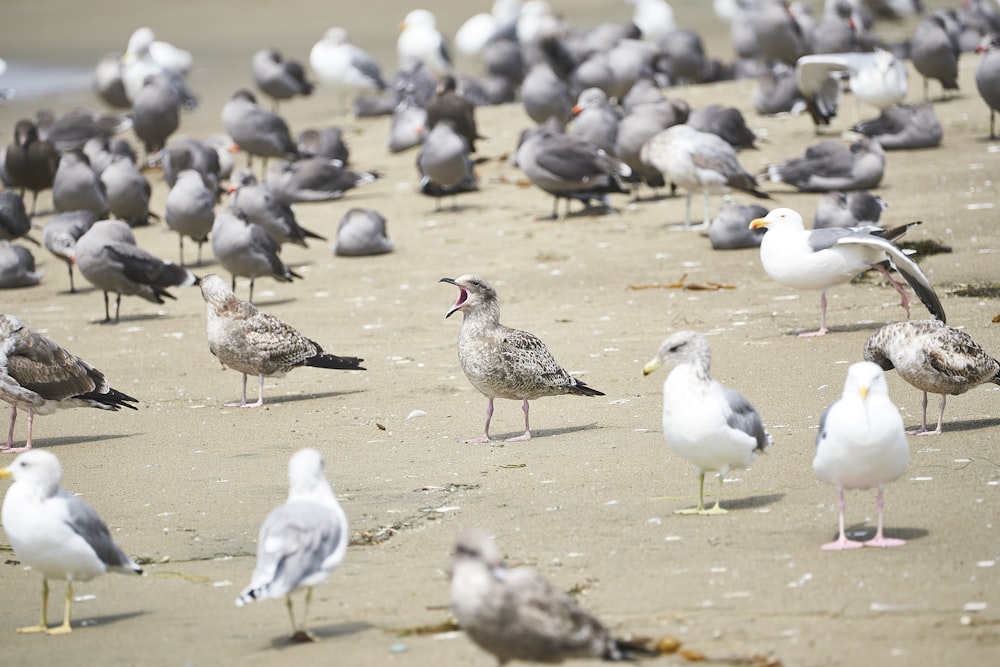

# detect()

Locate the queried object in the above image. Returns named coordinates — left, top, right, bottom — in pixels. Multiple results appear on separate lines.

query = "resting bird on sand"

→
left=643, top=331, right=771, bottom=514
left=864, top=320, right=1000, bottom=436
left=236, top=448, right=347, bottom=642
left=440, top=275, right=604, bottom=443
left=450, top=528, right=657, bottom=664
left=1, top=450, right=143, bottom=634
left=749, top=208, right=946, bottom=337
left=814, top=361, right=909, bottom=551
left=0, top=314, right=138, bottom=452
left=200, top=274, right=364, bottom=408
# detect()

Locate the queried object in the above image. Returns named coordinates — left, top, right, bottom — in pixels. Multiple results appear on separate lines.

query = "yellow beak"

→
left=748, top=217, right=768, bottom=230
left=859, top=385, right=869, bottom=401
left=642, top=357, right=664, bottom=376
left=0, top=467, right=12, bottom=480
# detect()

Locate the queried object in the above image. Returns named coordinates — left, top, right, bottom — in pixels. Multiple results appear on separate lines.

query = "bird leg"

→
left=822, top=487, right=864, bottom=550
left=864, top=485, right=905, bottom=548
left=4, top=406, right=16, bottom=450
left=178, top=235, right=186, bottom=267
left=114, top=293, right=122, bottom=323
left=249, top=277, right=256, bottom=304
left=67, top=263, right=76, bottom=293
left=4, top=408, right=35, bottom=453
left=505, top=399, right=532, bottom=442
left=286, top=590, right=317, bottom=643
left=17, top=578, right=50, bottom=633
left=101, top=291, right=113, bottom=323
left=675, top=471, right=707, bottom=515
left=226, top=373, right=264, bottom=408
left=909, top=392, right=945, bottom=436
left=871, top=263, right=911, bottom=318
left=47, top=581, right=74, bottom=635
left=699, top=473, right=729, bottom=515
left=799, top=291, right=830, bottom=337
left=464, top=398, right=494, bottom=444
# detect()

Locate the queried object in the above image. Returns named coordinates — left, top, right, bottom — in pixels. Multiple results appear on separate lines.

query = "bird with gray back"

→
left=332, top=208, right=393, bottom=257
left=52, top=150, right=108, bottom=217
left=0, top=242, right=40, bottom=288
left=210, top=209, right=301, bottom=303
left=131, top=73, right=181, bottom=159
left=228, top=168, right=324, bottom=247
left=853, top=103, right=943, bottom=150
left=252, top=49, right=313, bottom=111
left=100, top=153, right=158, bottom=226
left=975, top=35, right=1000, bottom=139
left=221, top=89, right=299, bottom=172
left=767, top=137, right=885, bottom=192
left=165, top=169, right=215, bottom=266
left=0, top=189, right=39, bottom=246
left=42, top=210, right=97, bottom=292
left=417, top=120, right=478, bottom=210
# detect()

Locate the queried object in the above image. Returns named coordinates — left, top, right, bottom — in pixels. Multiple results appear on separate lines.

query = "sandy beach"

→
left=1, top=1, right=999, bottom=665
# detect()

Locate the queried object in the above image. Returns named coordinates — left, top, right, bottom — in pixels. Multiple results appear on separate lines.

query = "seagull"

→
left=795, top=49, right=908, bottom=129
left=131, top=73, right=181, bottom=158
left=120, top=27, right=197, bottom=109
left=440, top=275, right=604, bottom=443
left=708, top=200, right=768, bottom=250
left=417, top=120, right=478, bottom=210
left=643, top=331, right=771, bottom=514
left=397, top=9, right=453, bottom=79
left=814, top=361, right=909, bottom=550
left=235, top=448, right=348, bottom=642
left=812, top=190, right=887, bottom=229
left=852, top=103, right=943, bottom=151
left=251, top=49, right=314, bottom=111
left=332, top=208, right=394, bottom=257
left=766, top=137, right=885, bottom=192
left=4, top=119, right=59, bottom=216
left=52, top=149, right=109, bottom=218
left=100, top=153, right=158, bottom=226
left=41, top=210, right=98, bottom=293
left=228, top=168, right=325, bottom=247
left=911, top=13, right=960, bottom=100
left=0, top=189, right=38, bottom=246
left=749, top=208, right=946, bottom=336
left=165, top=169, right=215, bottom=266
left=200, top=274, right=364, bottom=408
left=426, top=75, right=482, bottom=152
left=221, top=90, right=299, bottom=172
left=309, top=27, right=388, bottom=115
left=209, top=210, right=301, bottom=303
left=975, top=35, right=1000, bottom=139
left=0, top=450, right=143, bottom=633
left=864, top=320, right=1000, bottom=436
left=450, top=528, right=657, bottom=664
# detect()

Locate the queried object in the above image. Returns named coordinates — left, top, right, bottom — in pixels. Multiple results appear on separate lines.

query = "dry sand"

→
left=1, top=1, right=999, bottom=665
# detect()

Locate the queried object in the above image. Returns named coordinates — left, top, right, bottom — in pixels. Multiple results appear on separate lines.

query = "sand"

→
left=1, top=1, right=999, bottom=665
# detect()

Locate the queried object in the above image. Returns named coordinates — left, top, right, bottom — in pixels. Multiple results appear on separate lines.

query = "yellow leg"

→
left=47, top=581, right=73, bottom=635
left=287, top=592, right=316, bottom=643
left=700, top=473, right=729, bottom=515
left=17, top=578, right=49, bottom=634
left=675, top=472, right=707, bottom=514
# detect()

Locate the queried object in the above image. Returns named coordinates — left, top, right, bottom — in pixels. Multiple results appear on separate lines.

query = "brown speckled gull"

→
left=864, top=320, right=1000, bottom=436
left=199, top=274, right=364, bottom=408
left=440, top=275, right=603, bottom=443
left=0, top=314, right=138, bottom=452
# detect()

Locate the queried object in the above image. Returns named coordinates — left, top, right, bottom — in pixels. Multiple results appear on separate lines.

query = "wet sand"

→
left=1, top=1, right=999, bottom=665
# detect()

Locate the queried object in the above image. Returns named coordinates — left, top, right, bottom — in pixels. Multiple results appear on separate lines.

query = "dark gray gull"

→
left=228, top=168, right=325, bottom=247
left=425, top=75, right=482, bottom=152
left=73, top=219, right=198, bottom=323
left=813, top=190, right=887, bottom=229
left=852, top=103, right=943, bottom=150
left=687, top=104, right=758, bottom=150
left=52, top=150, right=109, bottom=217
left=210, top=210, right=301, bottom=303
left=310, top=27, right=388, bottom=114
left=0, top=450, right=142, bottom=634
left=34, top=108, right=131, bottom=153
left=520, top=63, right=572, bottom=127
left=749, top=207, right=946, bottom=337
left=748, top=0, right=811, bottom=65
left=620, top=77, right=666, bottom=115
left=0, top=242, right=41, bottom=288
left=264, top=158, right=377, bottom=204
left=605, top=38, right=657, bottom=100
left=708, top=199, right=769, bottom=250
left=752, top=62, right=805, bottom=116
left=653, top=28, right=708, bottom=86
left=83, top=136, right=137, bottom=176
left=450, top=528, right=657, bottom=664
left=911, top=13, right=960, bottom=100
left=0, top=314, right=138, bottom=452
left=221, top=90, right=299, bottom=171
left=811, top=0, right=863, bottom=54
left=865, top=319, right=1000, bottom=436
left=614, top=99, right=687, bottom=192
left=795, top=49, right=908, bottom=129
left=440, top=275, right=604, bottom=443
left=159, top=137, right=222, bottom=192
left=165, top=169, right=215, bottom=266
left=641, top=124, right=769, bottom=229
left=417, top=120, right=478, bottom=210
left=131, top=73, right=181, bottom=158
left=41, top=210, right=98, bottom=292
left=296, top=127, right=349, bottom=163
left=569, top=87, right=619, bottom=154
left=4, top=119, right=58, bottom=216
left=332, top=208, right=393, bottom=257
left=0, top=189, right=38, bottom=246
left=766, top=137, right=885, bottom=192
left=100, top=153, right=157, bottom=227
left=975, top=35, right=1000, bottom=139
left=515, top=124, right=631, bottom=219
left=201, top=275, right=364, bottom=408
left=814, top=361, right=909, bottom=550
left=643, top=331, right=771, bottom=514
left=234, top=448, right=348, bottom=642
left=251, top=49, right=313, bottom=111
left=397, top=9, right=452, bottom=78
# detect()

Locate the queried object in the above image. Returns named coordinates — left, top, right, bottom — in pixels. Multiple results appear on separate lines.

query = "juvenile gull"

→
left=814, top=361, right=909, bottom=550
left=440, top=275, right=604, bottom=443
left=251, top=49, right=314, bottom=111
left=643, top=331, right=771, bottom=514
left=975, top=35, right=1000, bottom=139
left=749, top=207, right=946, bottom=337
left=0, top=314, right=138, bottom=452
left=0, top=450, right=143, bottom=633
left=426, top=75, right=482, bottom=153
left=766, top=137, right=885, bottom=192
left=165, top=169, right=216, bottom=266
left=450, top=528, right=657, bottom=664
left=852, top=103, right=943, bottom=150
left=4, top=119, right=59, bottom=216
left=236, top=448, right=347, bottom=641
left=210, top=210, right=301, bottom=303
left=864, top=320, right=1000, bottom=436
left=332, top=208, right=394, bottom=257
left=74, top=219, right=198, bottom=323
left=0, top=242, right=41, bottom=288
left=200, top=274, right=364, bottom=407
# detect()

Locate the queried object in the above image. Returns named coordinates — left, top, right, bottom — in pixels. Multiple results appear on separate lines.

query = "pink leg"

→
left=5, top=408, right=35, bottom=454
left=873, top=264, right=911, bottom=318
left=464, top=398, right=494, bottom=444
left=799, top=292, right=829, bottom=337
left=3, top=406, right=16, bottom=450
left=822, top=487, right=864, bottom=551
left=225, top=373, right=262, bottom=408
left=907, top=391, right=931, bottom=435
left=914, top=395, right=945, bottom=437
left=864, top=485, right=905, bottom=548
left=506, top=399, right=532, bottom=442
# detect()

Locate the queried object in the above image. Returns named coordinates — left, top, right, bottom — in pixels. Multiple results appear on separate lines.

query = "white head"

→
left=287, top=448, right=331, bottom=497
left=0, top=450, right=63, bottom=498
left=841, top=361, right=889, bottom=402
left=748, top=207, right=805, bottom=232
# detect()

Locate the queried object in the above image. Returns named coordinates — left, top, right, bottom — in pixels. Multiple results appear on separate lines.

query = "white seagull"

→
left=795, top=48, right=908, bottom=129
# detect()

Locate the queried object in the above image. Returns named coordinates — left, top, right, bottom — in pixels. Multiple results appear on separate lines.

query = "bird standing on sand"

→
left=975, top=35, right=1000, bottom=139
left=236, top=448, right=348, bottom=642
left=209, top=210, right=301, bottom=302
left=450, top=528, right=658, bottom=664
left=200, top=274, right=364, bottom=408
left=643, top=331, right=771, bottom=515
left=864, top=319, right=1000, bottom=436
left=4, top=119, right=58, bottom=216
left=440, top=275, right=604, bottom=443
left=749, top=208, right=946, bottom=337
left=814, top=361, right=909, bottom=551
left=251, top=49, right=314, bottom=111
left=0, top=450, right=143, bottom=633
left=0, top=313, right=138, bottom=452
left=221, top=89, right=299, bottom=172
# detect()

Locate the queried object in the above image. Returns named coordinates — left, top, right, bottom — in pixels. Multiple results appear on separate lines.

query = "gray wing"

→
left=63, top=490, right=139, bottom=571
left=721, top=385, right=771, bottom=452
left=349, top=47, right=386, bottom=88
left=806, top=226, right=854, bottom=251
left=816, top=403, right=835, bottom=449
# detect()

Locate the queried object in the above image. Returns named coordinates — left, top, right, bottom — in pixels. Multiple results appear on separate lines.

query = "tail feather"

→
left=79, top=387, right=140, bottom=410
left=570, top=379, right=604, bottom=397
left=304, top=354, right=366, bottom=371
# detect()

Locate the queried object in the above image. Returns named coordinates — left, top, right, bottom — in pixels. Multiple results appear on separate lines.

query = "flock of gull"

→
left=2, top=0, right=1000, bottom=661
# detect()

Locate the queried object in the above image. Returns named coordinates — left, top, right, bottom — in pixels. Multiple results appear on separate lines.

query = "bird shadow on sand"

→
left=56, top=285, right=96, bottom=296
left=909, top=416, right=1000, bottom=434
left=27, top=432, right=136, bottom=450
left=486, top=422, right=602, bottom=443
left=73, top=610, right=148, bottom=630
left=717, top=492, right=786, bottom=512
left=268, top=620, right=373, bottom=649
left=90, top=312, right=170, bottom=325
left=784, top=320, right=892, bottom=337
left=256, top=389, right=367, bottom=407
left=834, top=523, right=930, bottom=544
